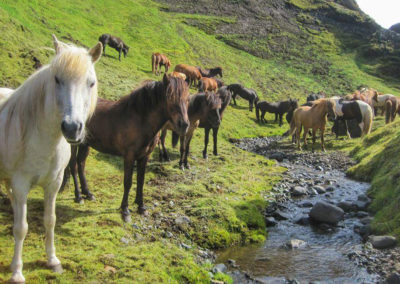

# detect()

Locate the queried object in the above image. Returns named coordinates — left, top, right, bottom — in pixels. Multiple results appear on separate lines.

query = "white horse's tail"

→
left=362, top=103, right=373, bottom=136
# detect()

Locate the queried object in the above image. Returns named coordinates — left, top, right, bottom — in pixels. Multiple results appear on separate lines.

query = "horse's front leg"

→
left=77, top=145, right=94, bottom=201
left=135, top=156, right=149, bottom=215
left=212, top=127, right=219, bottom=156
left=118, top=50, right=121, bottom=61
left=159, top=129, right=170, bottom=162
left=9, top=177, right=30, bottom=283
left=344, top=120, right=351, bottom=139
left=303, top=127, right=309, bottom=150
left=183, top=134, right=193, bottom=169
left=179, top=135, right=186, bottom=170
left=120, top=156, right=135, bottom=222
left=44, top=176, right=64, bottom=274
left=296, top=124, right=302, bottom=150
left=249, top=100, right=253, bottom=112
left=203, top=127, right=210, bottom=159
left=311, top=129, right=316, bottom=153
left=232, top=95, right=237, bottom=106
left=274, top=113, right=278, bottom=123
left=261, top=111, right=267, bottom=123
left=279, top=114, right=283, bottom=126
left=321, top=127, right=326, bottom=152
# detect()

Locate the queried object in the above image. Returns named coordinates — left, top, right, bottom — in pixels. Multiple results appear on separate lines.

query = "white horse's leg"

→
left=10, top=178, right=29, bottom=283
left=44, top=178, right=63, bottom=273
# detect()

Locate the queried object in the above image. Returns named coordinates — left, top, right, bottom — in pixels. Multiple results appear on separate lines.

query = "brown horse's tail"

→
left=255, top=101, right=260, bottom=122
left=172, top=131, right=179, bottom=148
left=151, top=53, right=156, bottom=74
left=59, top=167, right=71, bottom=193
left=289, top=114, right=297, bottom=137
left=385, top=100, right=392, bottom=124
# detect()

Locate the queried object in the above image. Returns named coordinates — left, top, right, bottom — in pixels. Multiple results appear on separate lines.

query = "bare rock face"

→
left=390, top=23, right=400, bottom=34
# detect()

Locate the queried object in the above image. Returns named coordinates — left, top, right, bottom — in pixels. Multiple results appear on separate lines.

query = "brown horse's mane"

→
left=116, top=77, right=187, bottom=116
left=189, top=92, right=221, bottom=114
left=310, top=98, right=333, bottom=112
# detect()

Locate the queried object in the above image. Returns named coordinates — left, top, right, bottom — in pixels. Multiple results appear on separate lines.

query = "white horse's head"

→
left=51, top=35, right=102, bottom=144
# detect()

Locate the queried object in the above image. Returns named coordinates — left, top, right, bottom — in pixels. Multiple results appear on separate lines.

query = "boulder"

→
left=337, top=201, right=356, bottom=212
left=273, top=210, right=290, bottom=221
left=294, top=215, right=310, bottom=226
left=211, top=263, right=227, bottom=274
left=386, top=272, right=400, bottom=284
left=368, top=235, right=397, bottom=249
left=266, top=217, right=278, bottom=227
left=299, top=201, right=313, bottom=208
left=291, top=186, right=308, bottom=197
left=269, top=152, right=285, bottom=162
left=314, top=185, right=326, bottom=194
left=286, top=239, right=307, bottom=249
left=309, top=201, right=344, bottom=225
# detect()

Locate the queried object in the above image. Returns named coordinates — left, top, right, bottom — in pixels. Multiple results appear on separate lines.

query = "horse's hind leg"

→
left=261, top=111, right=266, bottom=123
left=159, top=129, right=170, bottom=162
left=134, top=156, right=149, bottom=215
left=344, top=120, right=351, bottom=139
left=212, top=127, right=219, bottom=156
left=274, top=113, right=278, bottom=123
left=121, top=156, right=135, bottom=222
left=303, top=127, right=309, bottom=150
left=183, top=134, right=193, bottom=169
left=77, top=145, right=95, bottom=201
left=203, top=128, right=210, bottom=159
left=279, top=114, right=283, bottom=126
left=232, top=94, right=237, bottom=106
left=321, top=128, right=326, bottom=152
left=44, top=175, right=64, bottom=274
left=311, top=129, right=316, bottom=153
left=70, top=146, right=84, bottom=203
left=9, top=178, right=29, bottom=283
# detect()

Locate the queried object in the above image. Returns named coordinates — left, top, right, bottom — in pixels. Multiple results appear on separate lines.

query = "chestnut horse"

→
left=152, top=52, right=171, bottom=75
left=289, top=99, right=336, bottom=152
left=60, top=75, right=189, bottom=222
left=196, top=66, right=223, bottom=78
left=159, top=92, right=221, bottom=169
left=200, top=86, right=231, bottom=159
left=174, top=64, right=202, bottom=87
left=198, top=77, right=218, bottom=92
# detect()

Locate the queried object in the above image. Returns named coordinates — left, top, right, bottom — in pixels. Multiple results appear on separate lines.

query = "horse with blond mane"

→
left=289, top=98, right=336, bottom=152
left=0, top=35, right=102, bottom=283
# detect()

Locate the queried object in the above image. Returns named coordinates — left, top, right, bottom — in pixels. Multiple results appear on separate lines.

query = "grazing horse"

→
left=349, top=88, right=379, bottom=111
left=198, top=77, right=218, bottom=92
left=372, top=93, right=396, bottom=115
left=289, top=99, right=336, bottom=152
left=151, top=52, right=171, bottom=75
left=170, top=71, right=187, bottom=81
left=331, top=97, right=373, bottom=138
left=60, top=75, right=189, bottom=222
left=159, top=92, right=221, bottom=169
left=0, top=35, right=101, bottom=283
left=384, top=96, right=398, bottom=124
left=174, top=64, right=202, bottom=87
left=200, top=86, right=231, bottom=159
left=255, top=99, right=298, bottom=126
left=307, top=92, right=325, bottom=102
left=98, top=34, right=129, bottom=61
left=286, top=101, right=315, bottom=143
left=227, top=83, right=259, bottom=112
left=196, top=66, right=223, bottom=78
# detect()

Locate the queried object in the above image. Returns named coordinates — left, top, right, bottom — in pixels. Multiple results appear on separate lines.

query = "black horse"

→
left=196, top=66, right=223, bottom=78
left=227, top=83, right=259, bottom=112
left=98, top=34, right=129, bottom=61
left=256, top=99, right=298, bottom=126
left=307, top=92, right=325, bottom=102
left=200, top=86, right=231, bottom=159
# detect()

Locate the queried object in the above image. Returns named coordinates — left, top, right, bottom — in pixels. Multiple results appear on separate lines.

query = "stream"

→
left=217, top=137, right=380, bottom=284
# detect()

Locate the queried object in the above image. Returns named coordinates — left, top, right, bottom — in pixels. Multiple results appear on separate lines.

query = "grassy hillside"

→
left=0, top=0, right=399, bottom=283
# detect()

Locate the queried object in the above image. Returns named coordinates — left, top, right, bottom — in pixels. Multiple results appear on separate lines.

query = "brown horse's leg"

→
left=303, top=127, right=309, bottom=150
left=296, top=123, right=302, bottom=150
left=179, top=135, right=186, bottom=170
left=159, top=129, right=170, bottom=162
left=135, top=156, right=149, bottom=215
left=321, top=128, right=326, bottom=152
left=121, top=156, right=135, bottom=222
left=232, top=94, right=237, bottom=106
left=311, top=129, right=316, bottom=153
left=183, top=134, right=193, bottom=169
left=212, top=127, right=219, bottom=156
left=76, top=145, right=95, bottom=201
left=203, top=127, right=210, bottom=159
left=69, top=146, right=83, bottom=203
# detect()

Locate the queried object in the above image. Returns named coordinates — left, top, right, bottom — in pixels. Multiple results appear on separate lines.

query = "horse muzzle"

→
left=61, top=119, right=84, bottom=144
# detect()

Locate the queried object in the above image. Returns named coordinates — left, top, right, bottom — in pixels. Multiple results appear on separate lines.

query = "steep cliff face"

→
left=158, top=0, right=400, bottom=82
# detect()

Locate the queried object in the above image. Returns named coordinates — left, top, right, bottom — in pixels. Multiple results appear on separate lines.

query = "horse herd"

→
left=0, top=35, right=398, bottom=282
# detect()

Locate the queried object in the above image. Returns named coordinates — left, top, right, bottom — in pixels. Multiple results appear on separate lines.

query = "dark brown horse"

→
left=152, top=52, right=171, bottom=75
left=255, top=99, right=298, bottom=126
left=159, top=92, right=221, bottom=169
left=98, top=34, right=129, bottom=61
left=385, top=96, right=398, bottom=124
left=196, top=66, right=223, bottom=78
left=60, top=75, right=189, bottom=222
left=200, top=86, right=231, bottom=159
left=227, top=83, right=259, bottom=112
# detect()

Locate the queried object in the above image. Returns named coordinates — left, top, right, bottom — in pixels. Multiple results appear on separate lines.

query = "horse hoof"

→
left=122, top=213, right=132, bottom=223
left=203, top=154, right=208, bottom=159
left=9, top=272, right=25, bottom=283
left=137, top=207, right=147, bottom=215
left=74, top=197, right=84, bottom=204
left=85, top=194, right=96, bottom=201
left=49, top=264, right=63, bottom=274
left=213, top=151, right=218, bottom=156
left=185, top=164, right=190, bottom=170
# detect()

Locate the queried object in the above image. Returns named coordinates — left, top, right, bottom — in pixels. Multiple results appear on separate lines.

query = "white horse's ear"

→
left=89, top=42, right=102, bottom=63
left=52, top=34, right=64, bottom=54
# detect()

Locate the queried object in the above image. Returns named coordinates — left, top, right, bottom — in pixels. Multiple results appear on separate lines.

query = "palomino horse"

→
left=60, top=75, right=189, bottom=222
left=198, top=77, right=218, bottom=92
left=98, top=34, right=129, bottom=61
left=0, top=35, right=101, bottom=283
left=196, top=66, right=223, bottom=78
left=174, top=64, right=202, bottom=87
left=255, top=99, right=298, bottom=126
left=170, top=71, right=186, bottom=81
left=331, top=97, right=373, bottom=138
left=289, top=99, right=336, bottom=152
left=200, top=86, right=231, bottom=159
left=159, top=92, right=221, bottom=169
left=151, top=52, right=171, bottom=75
left=227, top=83, right=259, bottom=112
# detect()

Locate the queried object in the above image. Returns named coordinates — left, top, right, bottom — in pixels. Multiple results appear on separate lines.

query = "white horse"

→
left=0, top=35, right=102, bottom=283
left=0, top=87, right=14, bottom=104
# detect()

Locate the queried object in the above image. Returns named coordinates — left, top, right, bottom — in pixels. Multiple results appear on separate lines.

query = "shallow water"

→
left=217, top=148, right=379, bottom=283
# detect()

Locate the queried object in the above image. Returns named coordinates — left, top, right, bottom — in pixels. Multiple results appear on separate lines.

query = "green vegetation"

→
left=0, top=0, right=399, bottom=282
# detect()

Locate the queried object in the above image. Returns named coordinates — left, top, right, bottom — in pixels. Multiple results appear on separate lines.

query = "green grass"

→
left=0, top=0, right=399, bottom=282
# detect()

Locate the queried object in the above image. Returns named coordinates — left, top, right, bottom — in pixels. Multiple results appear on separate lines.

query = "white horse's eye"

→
left=89, top=81, right=95, bottom=88
left=55, top=76, right=62, bottom=85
